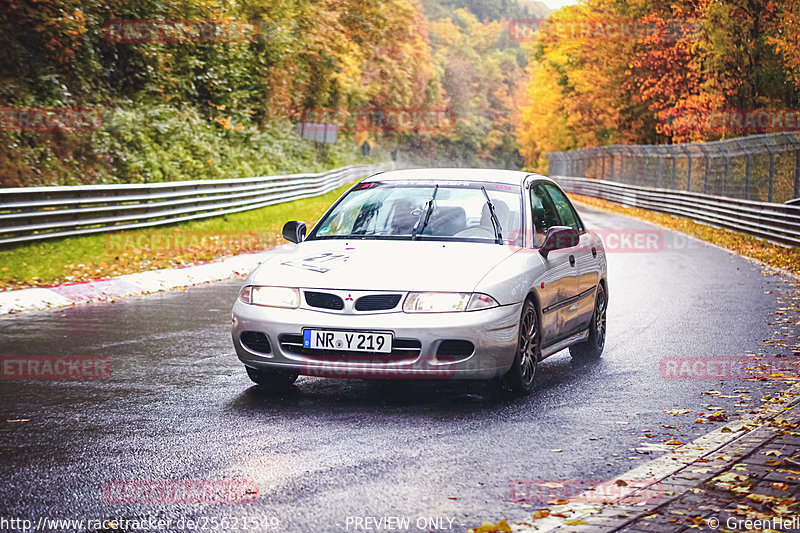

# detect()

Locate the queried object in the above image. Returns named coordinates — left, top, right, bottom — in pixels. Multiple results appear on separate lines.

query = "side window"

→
left=530, top=183, right=562, bottom=247
left=544, top=184, right=583, bottom=231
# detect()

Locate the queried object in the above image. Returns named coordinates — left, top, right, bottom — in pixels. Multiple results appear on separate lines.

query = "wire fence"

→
left=553, top=176, right=800, bottom=247
left=547, top=131, right=800, bottom=204
left=0, top=163, right=394, bottom=247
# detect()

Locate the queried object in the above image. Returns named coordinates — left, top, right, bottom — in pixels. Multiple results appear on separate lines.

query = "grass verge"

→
left=0, top=181, right=355, bottom=290
left=570, top=193, right=800, bottom=277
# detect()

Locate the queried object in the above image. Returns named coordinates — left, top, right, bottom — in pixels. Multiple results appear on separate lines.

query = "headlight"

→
left=239, top=286, right=300, bottom=308
left=403, top=292, right=498, bottom=313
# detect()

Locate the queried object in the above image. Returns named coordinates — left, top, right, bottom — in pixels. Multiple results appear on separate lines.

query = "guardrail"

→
left=547, top=131, right=800, bottom=204
left=0, top=163, right=394, bottom=247
left=554, top=176, right=800, bottom=247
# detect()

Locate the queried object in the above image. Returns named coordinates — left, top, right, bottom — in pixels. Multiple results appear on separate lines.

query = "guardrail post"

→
left=768, top=151, right=775, bottom=202
left=722, top=154, right=729, bottom=197
left=625, top=151, right=631, bottom=184
left=680, top=145, right=692, bottom=191
left=600, top=153, right=606, bottom=180
left=696, top=144, right=710, bottom=194
left=656, top=151, right=663, bottom=188
left=795, top=147, right=799, bottom=199
left=608, top=150, right=617, bottom=181
left=671, top=155, right=677, bottom=189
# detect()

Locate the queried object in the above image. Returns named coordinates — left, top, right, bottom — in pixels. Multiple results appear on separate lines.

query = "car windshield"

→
left=309, top=181, right=522, bottom=245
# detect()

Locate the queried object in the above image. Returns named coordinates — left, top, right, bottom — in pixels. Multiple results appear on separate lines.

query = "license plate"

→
left=302, top=330, right=393, bottom=353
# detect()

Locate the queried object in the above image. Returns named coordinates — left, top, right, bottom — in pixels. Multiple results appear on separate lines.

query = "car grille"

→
left=304, top=291, right=344, bottom=310
left=354, top=294, right=402, bottom=311
left=279, top=334, right=421, bottom=360
left=240, top=331, right=271, bottom=354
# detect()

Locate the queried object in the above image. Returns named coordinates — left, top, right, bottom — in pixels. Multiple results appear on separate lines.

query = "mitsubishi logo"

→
left=345, top=294, right=354, bottom=301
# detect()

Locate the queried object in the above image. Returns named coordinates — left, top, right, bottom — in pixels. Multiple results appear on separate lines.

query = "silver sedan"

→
left=231, top=168, right=607, bottom=394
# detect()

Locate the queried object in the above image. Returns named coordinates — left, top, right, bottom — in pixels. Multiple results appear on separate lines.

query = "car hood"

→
left=250, top=239, right=518, bottom=292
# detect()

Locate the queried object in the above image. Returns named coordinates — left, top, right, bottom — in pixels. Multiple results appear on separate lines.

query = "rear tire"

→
left=246, top=367, right=299, bottom=389
left=569, top=283, right=607, bottom=360
left=504, top=299, right=540, bottom=395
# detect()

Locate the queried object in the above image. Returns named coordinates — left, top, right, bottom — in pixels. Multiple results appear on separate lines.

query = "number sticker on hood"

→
left=281, top=251, right=353, bottom=274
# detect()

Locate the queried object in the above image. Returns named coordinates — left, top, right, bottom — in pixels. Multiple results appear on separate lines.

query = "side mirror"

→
left=540, top=226, right=579, bottom=257
left=282, top=221, right=307, bottom=243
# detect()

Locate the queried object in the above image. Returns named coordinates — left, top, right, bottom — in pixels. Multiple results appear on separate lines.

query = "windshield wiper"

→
left=412, top=185, right=439, bottom=240
left=481, top=186, right=503, bottom=244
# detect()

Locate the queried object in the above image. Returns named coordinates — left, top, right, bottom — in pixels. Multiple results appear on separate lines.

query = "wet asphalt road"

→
left=1, top=206, right=798, bottom=533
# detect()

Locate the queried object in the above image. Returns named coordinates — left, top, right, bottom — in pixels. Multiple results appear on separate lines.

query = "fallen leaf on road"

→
left=664, top=409, right=691, bottom=415
left=472, top=520, right=511, bottom=533
left=714, top=472, right=748, bottom=484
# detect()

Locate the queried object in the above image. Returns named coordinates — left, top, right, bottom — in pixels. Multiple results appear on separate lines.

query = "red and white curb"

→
left=0, top=251, right=271, bottom=316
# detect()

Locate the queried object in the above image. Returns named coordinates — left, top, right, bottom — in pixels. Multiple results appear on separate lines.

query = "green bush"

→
left=0, top=105, right=381, bottom=187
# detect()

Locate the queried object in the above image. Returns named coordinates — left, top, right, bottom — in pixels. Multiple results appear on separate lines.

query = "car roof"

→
left=366, top=167, right=553, bottom=186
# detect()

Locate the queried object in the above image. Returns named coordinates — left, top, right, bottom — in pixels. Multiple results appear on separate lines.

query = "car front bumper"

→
left=231, top=301, right=522, bottom=380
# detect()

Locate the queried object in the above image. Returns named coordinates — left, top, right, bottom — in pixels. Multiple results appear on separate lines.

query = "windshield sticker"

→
left=281, top=251, right=352, bottom=273
left=382, top=180, right=496, bottom=189
left=318, top=226, right=331, bottom=235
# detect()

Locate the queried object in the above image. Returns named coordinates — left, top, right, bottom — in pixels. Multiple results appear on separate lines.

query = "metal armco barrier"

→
left=555, top=176, right=800, bottom=247
left=0, top=163, right=394, bottom=247
left=547, top=131, right=800, bottom=204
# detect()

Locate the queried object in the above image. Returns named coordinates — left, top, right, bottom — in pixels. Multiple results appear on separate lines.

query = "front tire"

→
left=246, top=367, right=299, bottom=389
left=569, top=283, right=607, bottom=360
left=505, top=299, right=540, bottom=395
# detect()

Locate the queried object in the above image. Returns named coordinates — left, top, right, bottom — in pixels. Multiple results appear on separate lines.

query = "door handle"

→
left=569, top=255, right=576, bottom=267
